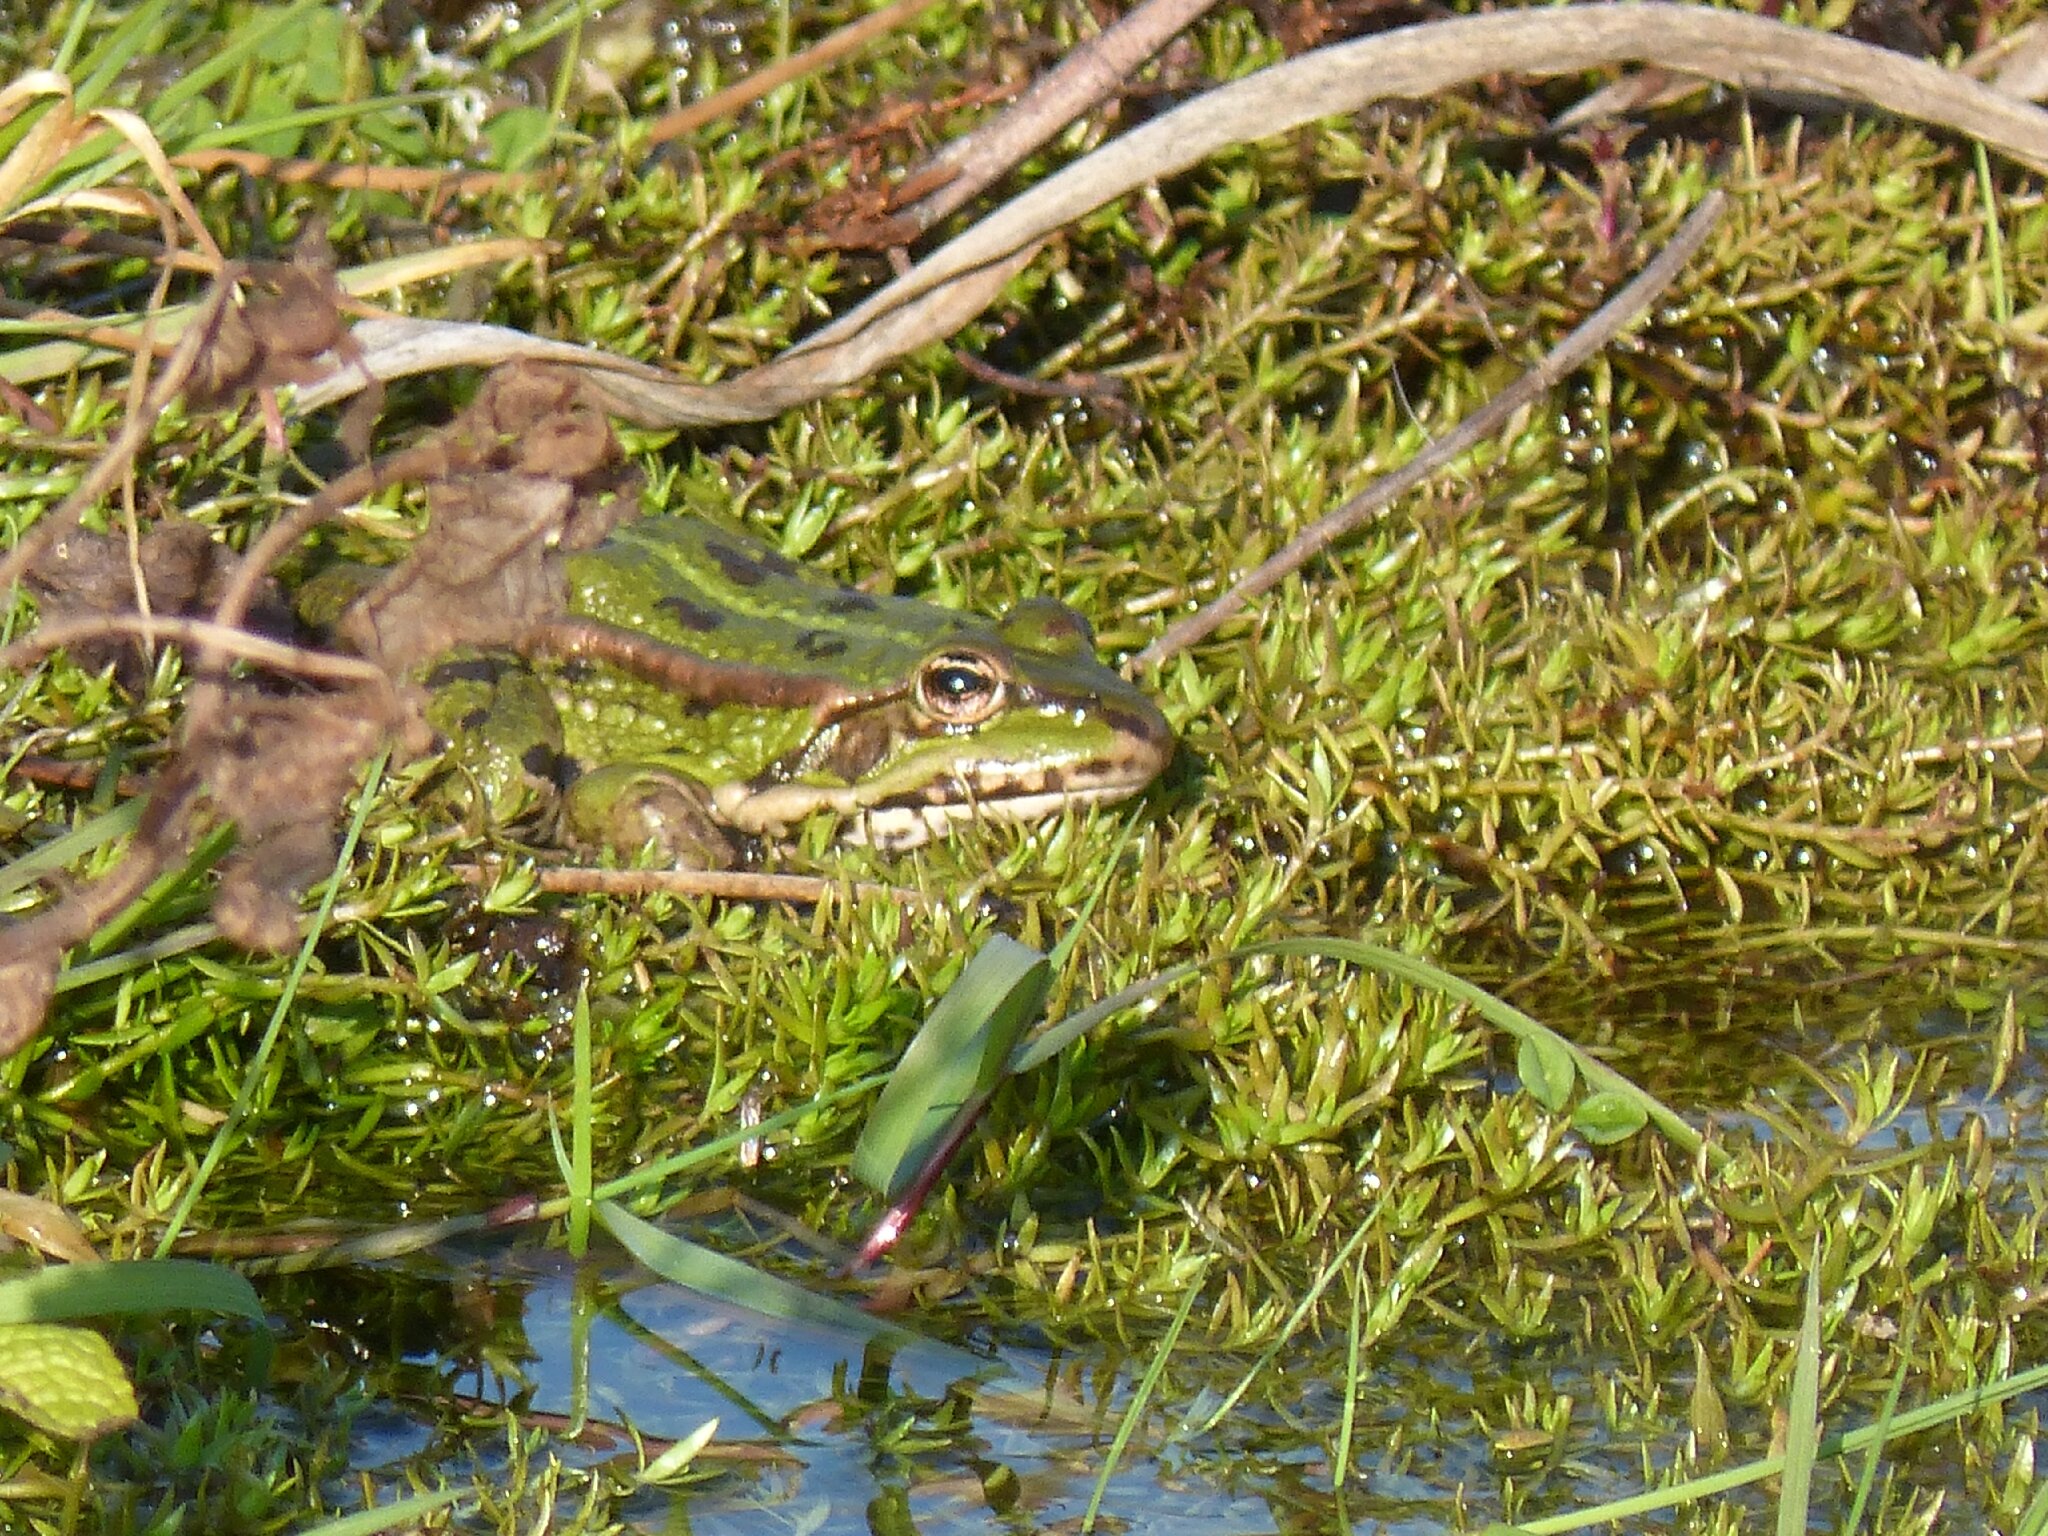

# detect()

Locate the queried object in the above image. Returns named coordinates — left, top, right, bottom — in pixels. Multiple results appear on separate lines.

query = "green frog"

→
left=415, top=515, right=1173, bottom=865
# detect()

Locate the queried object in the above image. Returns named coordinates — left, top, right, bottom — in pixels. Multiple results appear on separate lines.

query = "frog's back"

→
left=564, top=515, right=988, bottom=691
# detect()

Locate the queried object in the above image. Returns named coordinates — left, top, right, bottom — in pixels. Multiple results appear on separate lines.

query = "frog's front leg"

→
left=420, top=653, right=568, bottom=832
left=559, top=763, right=735, bottom=870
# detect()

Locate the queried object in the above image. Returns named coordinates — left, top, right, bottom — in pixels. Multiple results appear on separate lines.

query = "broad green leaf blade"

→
left=1571, top=1091, right=1649, bottom=1144
left=852, top=936, right=1050, bottom=1200
left=0, top=1257, right=264, bottom=1328
left=1517, top=1033, right=1575, bottom=1111
left=597, top=1200, right=930, bottom=1353
left=0, top=1322, right=137, bottom=1440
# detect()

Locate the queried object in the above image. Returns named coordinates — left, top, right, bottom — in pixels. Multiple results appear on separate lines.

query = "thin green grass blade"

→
left=1976, top=142, right=2013, bottom=331
left=0, top=1258, right=263, bottom=1327
left=69, top=0, right=176, bottom=111
left=851, top=934, right=1049, bottom=1199
left=1252, top=937, right=1706, bottom=1159
left=77, top=821, right=234, bottom=959
left=585, top=1069, right=891, bottom=1203
left=2015, top=1475, right=2048, bottom=1536
left=51, top=921, right=219, bottom=994
left=51, top=92, right=447, bottom=202
left=49, top=3, right=98, bottom=77
left=1182, top=1204, right=1383, bottom=1439
left=1014, top=934, right=1703, bottom=1160
left=1775, top=1265, right=1823, bottom=1536
left=1841, top=1301, right=1920, bottom=1535
left=140, top=0, right=327, bottom=126
left=153, top=753, right=387, bottom=1257
left=1043, top=812, right=1141, bottom=974
left=174, top=92, right=451, bottom=154
left=1332, top=1242, right=1366, bottom=1490
left=0, top=799, right=143, bottom=904
left=568, top=984, right=594, bottom=1258
left=1082, top=1254, right=1209, bottom=1534
left=1506, top=1360, right=2048, bottom=1532
left=596, top=1200, right=973, bottom=1366
left=1011, top=960, right=1199, bottom=1074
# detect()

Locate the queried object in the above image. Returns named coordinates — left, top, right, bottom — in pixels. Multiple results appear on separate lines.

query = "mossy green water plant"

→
left=6, top=0, right=2048, bottom=1532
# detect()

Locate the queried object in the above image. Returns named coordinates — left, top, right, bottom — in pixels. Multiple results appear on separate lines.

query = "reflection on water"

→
left=309, top=952, right=2048, bottom=1535
left=331, top=1241, right=1292, bottom=1534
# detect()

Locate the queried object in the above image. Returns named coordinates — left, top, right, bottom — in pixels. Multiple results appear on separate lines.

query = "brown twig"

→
left=170, top=147, right=527, bottom=196
left=878, top=0, right=1225, bottom=242
left=1132, top=190, right=1729, bottom=668
left=645, top=0, right=947, bottom=147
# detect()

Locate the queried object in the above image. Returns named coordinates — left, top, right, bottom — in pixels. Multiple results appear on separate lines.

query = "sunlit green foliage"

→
left=4, top=0, right=2048, bottom=1532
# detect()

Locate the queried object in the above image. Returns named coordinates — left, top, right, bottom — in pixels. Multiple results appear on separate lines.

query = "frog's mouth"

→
left=710, top=731, right=1172, bottom=850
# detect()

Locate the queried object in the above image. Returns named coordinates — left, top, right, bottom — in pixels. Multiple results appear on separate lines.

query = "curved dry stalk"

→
left=0, top=75, right=220, bottom=263
left=1, top=237, right=546, bottom=387
left=1132, top=192, right=1729, bottom=666
left=294, top=2, right=2048, bottom=426
left=0, top=614, right=394, bottom=688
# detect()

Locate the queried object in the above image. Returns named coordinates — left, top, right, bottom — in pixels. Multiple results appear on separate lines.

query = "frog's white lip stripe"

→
left=848, top=786, right=1148, bottom=850
left=712, top=774, right=1157, bottom=850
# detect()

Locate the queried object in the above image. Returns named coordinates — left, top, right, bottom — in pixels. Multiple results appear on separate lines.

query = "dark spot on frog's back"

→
left=522, top=743, right=572, bottom=785
left=656, top=593, right=723, bottom=633
left=425, top=656, right=511, bottom=688
left=702, top=538, right=769, bottom=587
left=823, top=590, right=880, bottom=616
left=794, top=629, right=850, bottom=660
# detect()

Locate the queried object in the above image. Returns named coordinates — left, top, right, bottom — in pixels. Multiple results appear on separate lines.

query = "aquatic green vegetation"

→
left=6, top=0, right=2048, bottom=1532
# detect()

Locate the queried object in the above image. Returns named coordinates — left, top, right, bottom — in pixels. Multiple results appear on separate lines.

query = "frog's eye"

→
left=916, top=650, right=1006, bottom=725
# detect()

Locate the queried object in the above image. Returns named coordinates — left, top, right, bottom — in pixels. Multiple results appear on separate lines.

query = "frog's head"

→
left=711, top=599, right=1173, bottom=849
